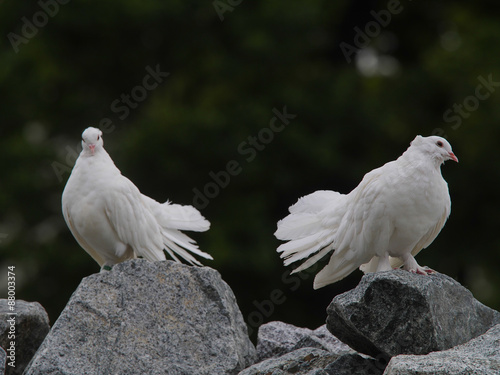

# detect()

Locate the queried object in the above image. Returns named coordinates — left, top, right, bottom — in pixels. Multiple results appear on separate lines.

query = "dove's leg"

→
left=401, top=253, right=435, bottom=275
left=375, top=254, right=392, bottom=272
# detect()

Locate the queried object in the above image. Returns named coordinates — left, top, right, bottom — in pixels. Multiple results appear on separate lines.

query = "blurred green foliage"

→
left=1, top=0, right=500, bottom=336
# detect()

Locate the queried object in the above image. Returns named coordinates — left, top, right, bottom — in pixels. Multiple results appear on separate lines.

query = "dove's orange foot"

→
left=410, top=266, right=436, bottom=275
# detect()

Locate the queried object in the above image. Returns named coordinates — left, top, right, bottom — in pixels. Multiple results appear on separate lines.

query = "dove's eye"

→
left=436, top=141, right=443, bottom=147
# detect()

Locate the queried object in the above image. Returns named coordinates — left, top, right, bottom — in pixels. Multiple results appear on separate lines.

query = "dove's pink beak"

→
left=89, top=144, right=96, bottom=154
left=449, top=152, right=458, bottom=163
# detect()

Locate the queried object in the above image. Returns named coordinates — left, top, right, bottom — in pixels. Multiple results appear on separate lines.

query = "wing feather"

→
left=104, top=183, right=166, bottom=262
left=314, top=168, right=392, bottom=287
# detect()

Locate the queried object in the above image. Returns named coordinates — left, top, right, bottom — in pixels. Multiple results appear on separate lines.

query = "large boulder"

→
left=238, top=347, right=339, bottom=375
left=324, top=353, right=385, bottom=375
left=326, top=270, right=500, bottom=359
left=384, top=324, right=500, bottom=374
left=246, top=321, right=384, bottom=375
left=256, top=321, right=352, bottom=362
left=25, top=259, right=256, bottom=375
left=0, top=300, right=50, bottom=375
left=239, top=348, right=385, bottom=375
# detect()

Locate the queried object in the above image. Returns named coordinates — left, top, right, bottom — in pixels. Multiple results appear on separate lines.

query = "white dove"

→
left=62, top=127, right=212, bottom=271
left=275, top=135, right=458, bottom=289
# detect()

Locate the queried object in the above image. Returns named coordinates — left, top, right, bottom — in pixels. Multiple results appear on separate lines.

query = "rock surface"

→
left=245, top=321, right=384, bottom=375
left=326, top=270, right=500, bottom=358
left=385, top=324, right=500, bottom=375
left=239, top=348, right=385, bottom=375
left=0, top=300, right=50, bottom=375
left=24, top=259, right=256, bottom=375
left=238, top=348, right=338, bottom=375
left=324, top=353, right=385, bottom=375
left=0, top=347, right=6, bottom=375
left=256, top=321, right=352, bottom=362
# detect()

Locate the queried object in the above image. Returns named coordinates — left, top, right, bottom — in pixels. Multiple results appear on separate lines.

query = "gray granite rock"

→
left=384, top=324, right=500, bottom=375
left=256, top=321, right=352, bottom=362
left=238, top=348, right=338, bottom=375
left=324, top=353, right=385, bottom=375
left=0, top=300, right=50, bottom=375
left=326, top=270, right=500, bottom=359
left=0, top=346, right=6, bottom=375
left=239, top=348, right=385, bottom=375
left=24, top=259, right=256, bottom=375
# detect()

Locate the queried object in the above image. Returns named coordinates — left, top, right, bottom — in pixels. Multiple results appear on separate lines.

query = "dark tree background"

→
left=1, top=0, right=500, bottom=337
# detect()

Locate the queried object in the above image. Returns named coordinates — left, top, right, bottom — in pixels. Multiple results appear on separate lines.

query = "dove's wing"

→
left=103, top=180, right=166, bottom=262
left=313, top=167, right=393, bottom=288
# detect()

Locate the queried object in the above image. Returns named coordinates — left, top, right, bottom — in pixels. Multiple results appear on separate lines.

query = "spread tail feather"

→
left=291, top=245, right=333, bottom=274
left=161, top=228, right=213, bottom=266
left=278, top=230, right=333, bottom=265
left=142, top=195, right=212, bottom=265
left=275, top=213, right=321, bottom=241
left=143, top=195, right=210, bottom=232
left=313, top=251, right=360, bottom=289
left=275, top=190, right=346, bottom=274
left=160, top=202, right=210, bottom=232
left=289, top=190, right=343, bottom=214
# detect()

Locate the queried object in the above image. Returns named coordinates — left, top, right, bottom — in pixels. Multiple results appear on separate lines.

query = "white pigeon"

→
left=62, top=127, right=212, bottom=271
left=275, top=135, right=458, bottom=289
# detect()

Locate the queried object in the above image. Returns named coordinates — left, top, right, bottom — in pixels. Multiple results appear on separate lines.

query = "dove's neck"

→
left=80, top=147, right=111, bottom=161
left=76, top=148, right=118, bottom=174
left=399, top=148, right=443, bottom=173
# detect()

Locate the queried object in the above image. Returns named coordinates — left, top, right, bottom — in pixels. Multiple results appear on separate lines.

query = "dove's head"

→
left=411, top=135, right=458, bottom=165
left=81, top=127, right=103, bottom=156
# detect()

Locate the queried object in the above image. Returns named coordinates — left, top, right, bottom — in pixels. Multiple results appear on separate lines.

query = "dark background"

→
left=1, top=0, right=499, bottom=338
